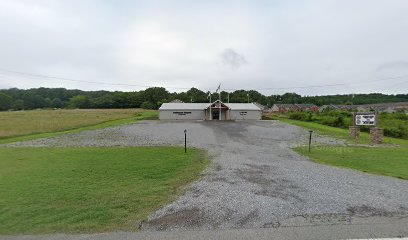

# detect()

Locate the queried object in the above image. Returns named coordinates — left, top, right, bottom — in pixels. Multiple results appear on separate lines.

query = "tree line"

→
left=0, top=87, right=407, bottom=111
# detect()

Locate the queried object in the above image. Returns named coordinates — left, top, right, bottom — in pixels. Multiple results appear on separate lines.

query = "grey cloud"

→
left=220, top=48, right=247, bottom=69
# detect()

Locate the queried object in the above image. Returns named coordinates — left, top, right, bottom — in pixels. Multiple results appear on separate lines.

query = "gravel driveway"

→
left=6, top=120, right=408, bottom=232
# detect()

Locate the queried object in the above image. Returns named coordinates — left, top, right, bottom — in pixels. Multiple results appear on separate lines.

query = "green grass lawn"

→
left=295, top=146, right=408, bottom=180
left=0, top=147, right=208, bottom=234
left=273, top=116, right=408, bottom=147
left=269, top=115, right=408, bottom=179
left=0, top=110, right=158, bottom=144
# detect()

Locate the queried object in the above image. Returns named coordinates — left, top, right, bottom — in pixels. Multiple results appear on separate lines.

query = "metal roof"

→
left=159, top=103, right=210, bottom=110
left=159, top=102, right=261, bottom=111
left=225, top=103, right=261, bottom=110
left=295, top=104, right=317, bottom=108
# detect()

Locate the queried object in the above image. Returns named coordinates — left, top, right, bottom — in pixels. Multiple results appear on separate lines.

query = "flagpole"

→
left=219, top=84, right=221, bottom=120
left=208, top=92, right=212, bottom=120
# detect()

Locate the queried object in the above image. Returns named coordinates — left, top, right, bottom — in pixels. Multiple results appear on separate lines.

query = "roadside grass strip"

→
left=271, top=117, right=408, bottom=180
left=274, top=117, right=408, bottom=147
left=0, top=147, right=208, bottom=234
left=295, top=145, right=408, bottom=180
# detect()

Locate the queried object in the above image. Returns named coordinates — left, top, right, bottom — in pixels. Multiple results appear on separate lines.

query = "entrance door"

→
left=212, top=110, right=219, bottom=120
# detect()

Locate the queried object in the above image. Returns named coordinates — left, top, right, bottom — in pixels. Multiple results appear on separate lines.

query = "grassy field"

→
left=0, top=147, right=208, bottom=234
left=269, top=115, right=408, bottom=179
left=295, top=146, right=408, bottom=180
left=0, top=109, right=158, bottom=144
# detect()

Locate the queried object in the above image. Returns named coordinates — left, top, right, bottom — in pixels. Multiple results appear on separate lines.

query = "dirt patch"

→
left=236, top=165, right=303, bottom=202
left=277, top=205, right=408, bottom=228
left=236, top=210, right=259, bottom=227
left=207, top=176, right=235, bottom=184
left=347, top=205, right=408, bottom=218
left=143, top=208, right=204, bottom=231
left=243, top=163, right=272, bottom=171
left=235, top=168, right=275, bottom=185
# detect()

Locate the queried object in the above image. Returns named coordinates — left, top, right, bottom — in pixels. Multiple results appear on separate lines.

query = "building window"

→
left=239, top=111, right=247, bottom=115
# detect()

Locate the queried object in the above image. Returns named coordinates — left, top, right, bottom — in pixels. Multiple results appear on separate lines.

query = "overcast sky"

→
left=0, top=0, right=408, bottom=95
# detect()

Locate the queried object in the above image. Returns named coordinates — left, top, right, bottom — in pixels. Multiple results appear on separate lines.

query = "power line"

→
left=0, top=67, right=407, bottom=92
left=224, top=75, right=408, bottom=92
left=0, top=68, right=195, bottom=90
left=256, top=83, right=346, bottom=90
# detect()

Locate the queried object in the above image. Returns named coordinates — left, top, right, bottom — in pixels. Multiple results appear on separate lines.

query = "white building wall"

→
left=159, top=110, right=205, bottom=120
left=229, top=110, right=262, bottom=120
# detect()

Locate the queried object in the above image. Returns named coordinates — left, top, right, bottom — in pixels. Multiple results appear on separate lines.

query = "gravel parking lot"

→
left=6, top=120, right=408, bottom=232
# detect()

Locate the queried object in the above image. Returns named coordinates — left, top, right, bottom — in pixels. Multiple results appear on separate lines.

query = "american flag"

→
left=215, top=84, right=221, bottom=93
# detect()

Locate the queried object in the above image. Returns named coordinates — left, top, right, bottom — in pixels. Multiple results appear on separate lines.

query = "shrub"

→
left=384, top=126, right=406, bottom=139
left=394, top=111, right=408, bottom=120
left=307, top=112, right=313, bottom=121
left=333, top=115, right=345, bottom=127
left=140, top=101, right=156, bottom=110
left=288, top=112, right=309, bottom=121
left=319, top=116, right=335, bottom=126
left=319, top=115, right=346, bottom=128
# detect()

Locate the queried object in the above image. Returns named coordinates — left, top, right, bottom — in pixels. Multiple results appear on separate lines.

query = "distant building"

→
left=159, top=100, right=262, bottom=120
left=295, top=104, right=319, bottom=112
left=318, top=102, right=408, bottom=113
left=271, top=104, right=318, bottom=113
left=253, top=102, right=268, bottom=112
left=319, top=105, right=356, bottom=112
left=271, top=104, right=297, bottom=112
left=362, top=102, right=408, bottom=113
left=319, top=104, right=338, bottom=112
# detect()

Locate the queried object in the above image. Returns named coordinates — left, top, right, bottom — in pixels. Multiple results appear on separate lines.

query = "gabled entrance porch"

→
left=205, top=100, right=230, bottom=120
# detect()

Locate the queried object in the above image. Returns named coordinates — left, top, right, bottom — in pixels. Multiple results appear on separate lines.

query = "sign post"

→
left=308, top=130, right=313, bottom=152
left=354, top=112, right=382, bottom=144
left=355, top=112, right=376, bottom=126
left=184, top=129, right=187, bottom=153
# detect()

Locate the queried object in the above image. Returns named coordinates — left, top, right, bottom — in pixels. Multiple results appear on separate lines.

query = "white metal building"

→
left=159, top=100, right=262, bottom=120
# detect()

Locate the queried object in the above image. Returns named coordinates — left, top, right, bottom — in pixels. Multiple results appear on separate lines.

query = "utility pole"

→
left=247, top=93, right=249, bottom=103
left=227, top=93, right=230, bottom=103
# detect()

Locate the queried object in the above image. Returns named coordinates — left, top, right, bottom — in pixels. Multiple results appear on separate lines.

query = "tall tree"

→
left=186, top=88, right=207, bottom=103
left=69, top=95, right=91, bottom=109
left=141, top=87, right=170, bottom=109
left=0, top=93, right=12, bottom=111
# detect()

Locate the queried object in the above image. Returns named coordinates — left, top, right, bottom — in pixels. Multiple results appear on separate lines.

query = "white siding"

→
left=229, top=110, right=262, bottom=120
left=159, top=110, right=205, bottom=120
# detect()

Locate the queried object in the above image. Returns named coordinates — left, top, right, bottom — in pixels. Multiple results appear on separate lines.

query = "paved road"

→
left=1, top=218, right=407, bottom=240
left=4, top=120, right=408, bottom=239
